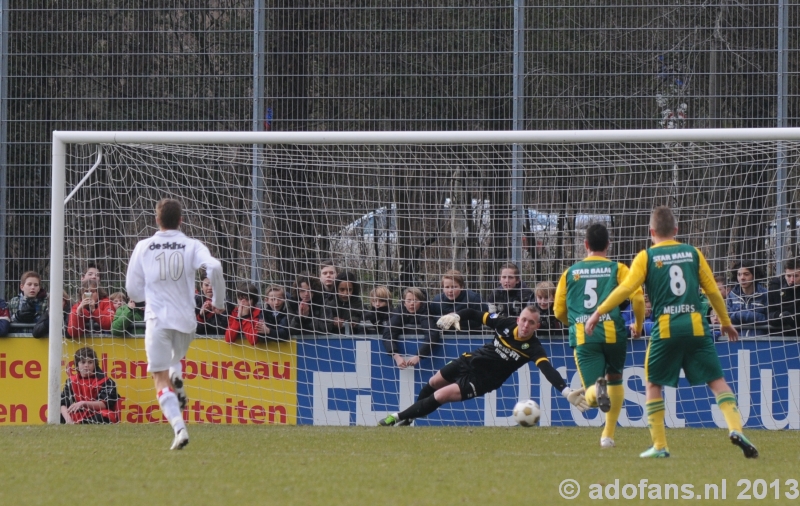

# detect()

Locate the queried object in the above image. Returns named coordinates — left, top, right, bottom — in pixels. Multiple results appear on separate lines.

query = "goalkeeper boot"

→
left=396, top=418, right=414, bottom=427
left=595, top=377, right=610, bottom=413
left=171, top=372, right=188, bottom=411
left=639, top=446, right=670, bottom=458
left=170, top=428, right=189, bottom=450
left=379, top=413, right=400, bottom=426
left=730, top=431, right=759, bottom=459
left=600, top=437, right=615, bottom=449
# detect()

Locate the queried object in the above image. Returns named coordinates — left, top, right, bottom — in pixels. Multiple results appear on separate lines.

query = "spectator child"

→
left=486, top=262, right=532, bottom=317
left=9, top=271, right=48, bottom=325
left=67, top=279, right=106, bottom=339
left=0, top=298, right=9, bottom=337
left=623, top=293, right=655, bottom=337
left=225, top=283, right=264, bottom=345
left=32, top=290, right=69, bottom=339
left=111, top=292, right=145, bottom=337
left=287, top=274, right=330, bottom=336
left=364, top=285, right=392, bottom=336
left=382, top=288, right=441, bottom=369
left=81, top=261, right=108, bottom=300
left=60, top=346, right=119, bottom=424
left=329, top=271, right=364, bottom=334
left=530, top=280, right=563, bottom=334
left=726, top=261, right=768, bottom=337
left=260, top=284, right=290, bottom=342
left=429, top=270, right=486, bottom=333
left=319, top=260, right=338, bottom=306
left=195, top=275, right=228, bottom=335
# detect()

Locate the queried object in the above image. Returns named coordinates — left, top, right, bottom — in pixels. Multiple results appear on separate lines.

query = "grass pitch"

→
left=1, top=425, right=796, bottom=506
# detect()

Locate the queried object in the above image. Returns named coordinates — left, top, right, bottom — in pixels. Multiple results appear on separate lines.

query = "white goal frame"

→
left=48, top=127, right=800, bottom=424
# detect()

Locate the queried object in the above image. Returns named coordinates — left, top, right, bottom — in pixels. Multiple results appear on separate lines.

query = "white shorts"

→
left=145, top=323, right=196, bottom=373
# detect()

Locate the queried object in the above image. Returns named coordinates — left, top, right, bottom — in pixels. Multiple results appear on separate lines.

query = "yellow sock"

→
left=602, top=382, right=624, bottom=439
left=584, top=385, right=597, bottom=407
left=646, top=399, right=667, bottom=450
left=716, top=392, right=743, bottom=433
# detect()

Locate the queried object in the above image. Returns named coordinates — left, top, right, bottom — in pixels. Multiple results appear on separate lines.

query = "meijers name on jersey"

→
left=662, top=304, right=696, bottom=315
left=148, top=241, right=186, bottom=251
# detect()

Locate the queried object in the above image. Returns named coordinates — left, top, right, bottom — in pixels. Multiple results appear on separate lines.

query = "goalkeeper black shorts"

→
left=440, top=356, right=505, bottom=400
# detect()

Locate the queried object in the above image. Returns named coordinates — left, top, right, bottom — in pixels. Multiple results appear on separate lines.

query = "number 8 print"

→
left=669, top=264, right=686, bottom=296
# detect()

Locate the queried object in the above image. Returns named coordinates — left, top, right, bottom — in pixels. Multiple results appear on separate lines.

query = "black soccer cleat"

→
left=171, top=373, right=188, bottom=411
left=595, top=377, right=610, bottom=413
left=396, top=418, right=414, bottom=426
left=730, top=431, right=759, bottom=459
left=379, top=413, right=399, bottom=426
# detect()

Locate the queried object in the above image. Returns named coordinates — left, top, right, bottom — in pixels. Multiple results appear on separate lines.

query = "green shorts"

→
left=573, top=340, right=628, bottom=388
left=645, top=336, right=724, bottom=387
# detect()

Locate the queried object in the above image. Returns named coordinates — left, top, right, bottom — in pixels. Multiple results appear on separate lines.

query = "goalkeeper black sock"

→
left=398, top=395, right=442, bottom=421
left=417, top=383, right=436, bottom=402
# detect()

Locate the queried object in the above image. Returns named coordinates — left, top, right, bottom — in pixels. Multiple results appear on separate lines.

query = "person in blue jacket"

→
left=726, top=260, right=769, bottom=337
left=428, top=270, right=486, bottom=334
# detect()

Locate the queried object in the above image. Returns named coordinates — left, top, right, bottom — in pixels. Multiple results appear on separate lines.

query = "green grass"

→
left=0, top=425, right=796, bottom=506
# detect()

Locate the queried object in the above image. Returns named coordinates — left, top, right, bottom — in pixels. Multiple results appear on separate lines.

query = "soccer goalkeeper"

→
left=379, top=306, right=589, bottom=426
left=554, top=223, right=645, bottom=449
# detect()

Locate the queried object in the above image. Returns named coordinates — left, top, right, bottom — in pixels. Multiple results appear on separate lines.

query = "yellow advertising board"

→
left=0, top=337, right=297, bottom=425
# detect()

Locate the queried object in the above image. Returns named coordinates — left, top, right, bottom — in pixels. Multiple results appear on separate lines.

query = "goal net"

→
left=49, top=129, right=800, bottom=429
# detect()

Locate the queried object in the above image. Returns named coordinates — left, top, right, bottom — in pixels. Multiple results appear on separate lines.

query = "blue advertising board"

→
left=296, top=336, right=800, bottom=429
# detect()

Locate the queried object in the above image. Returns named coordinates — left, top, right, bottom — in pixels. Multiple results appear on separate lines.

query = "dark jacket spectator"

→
left=768, top=259, right=800, bottom=336
left=429, top=270, right=487, bottom=334
left=32, top=291, right=70, bottom=338
left=262, top=284, right=290, bottom=342
left=382, top=288, right=442, bottom=368
left=486, top=263, right=533, bottom=318
left=363, top=286, right=392, bottom=336
left=9, top=271, right=49, bottom=325
left=287, top=274, right=331, bottom=336
left=195, top=293, right=229, bottom=335
left=328, top=272, right=365, bottom=335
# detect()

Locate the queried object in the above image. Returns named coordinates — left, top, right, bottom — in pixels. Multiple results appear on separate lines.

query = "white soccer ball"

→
left=513, top=399, right=541, bottom=427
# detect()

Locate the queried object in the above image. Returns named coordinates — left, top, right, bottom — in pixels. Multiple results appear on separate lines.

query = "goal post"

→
left=49, top=128, right=800, bottom=427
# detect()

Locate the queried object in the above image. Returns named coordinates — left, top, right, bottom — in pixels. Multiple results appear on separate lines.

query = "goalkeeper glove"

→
left=436, top=313, right=461, bottom=331
left=562, top=387, right=590, bottom=412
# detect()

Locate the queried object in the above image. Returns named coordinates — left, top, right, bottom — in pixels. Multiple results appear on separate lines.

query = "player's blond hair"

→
left=650, top=206, right=677, bottom=237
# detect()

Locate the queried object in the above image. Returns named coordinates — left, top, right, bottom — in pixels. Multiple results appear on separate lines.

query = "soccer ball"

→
left=513, top=399, right=541, bottom=427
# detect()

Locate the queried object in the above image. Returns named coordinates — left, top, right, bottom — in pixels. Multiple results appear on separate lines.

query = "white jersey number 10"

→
left=156, top=251, right=185, bottom=281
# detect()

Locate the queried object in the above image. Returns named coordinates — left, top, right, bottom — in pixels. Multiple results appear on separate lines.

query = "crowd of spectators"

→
left=4, top=257, right=800, bottom=345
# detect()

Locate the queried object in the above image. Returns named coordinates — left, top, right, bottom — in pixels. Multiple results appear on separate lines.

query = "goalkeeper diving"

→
left=379, top=306, right=589, bottom=426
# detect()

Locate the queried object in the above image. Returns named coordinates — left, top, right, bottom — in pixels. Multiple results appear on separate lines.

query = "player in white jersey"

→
left=126, top=198, right=225, bottom=450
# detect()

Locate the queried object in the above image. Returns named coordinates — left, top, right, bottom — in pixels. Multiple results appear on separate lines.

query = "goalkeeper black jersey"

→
left=456, top=309, right=549, bottom=383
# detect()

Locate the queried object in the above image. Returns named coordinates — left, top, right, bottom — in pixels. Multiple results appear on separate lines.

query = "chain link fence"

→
left=3, top=1, right=799, bottom=297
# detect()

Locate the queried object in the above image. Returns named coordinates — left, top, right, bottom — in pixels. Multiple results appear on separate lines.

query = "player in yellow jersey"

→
left=585, top=206, right=757, bottom=459
left=554, top=223, right=645, bottom=449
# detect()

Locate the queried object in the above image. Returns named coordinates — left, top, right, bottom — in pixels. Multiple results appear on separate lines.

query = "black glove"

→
left=13, top=298, right=39, bottom=324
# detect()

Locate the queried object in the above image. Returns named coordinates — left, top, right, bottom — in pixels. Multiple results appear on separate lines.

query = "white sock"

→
left=158, top=388, right=186, bottom=435
left=169, top=363, right=183, bottom=380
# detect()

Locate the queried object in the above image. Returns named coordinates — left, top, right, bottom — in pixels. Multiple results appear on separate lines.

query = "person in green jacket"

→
left=111, top=292, right=145, bottom=337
